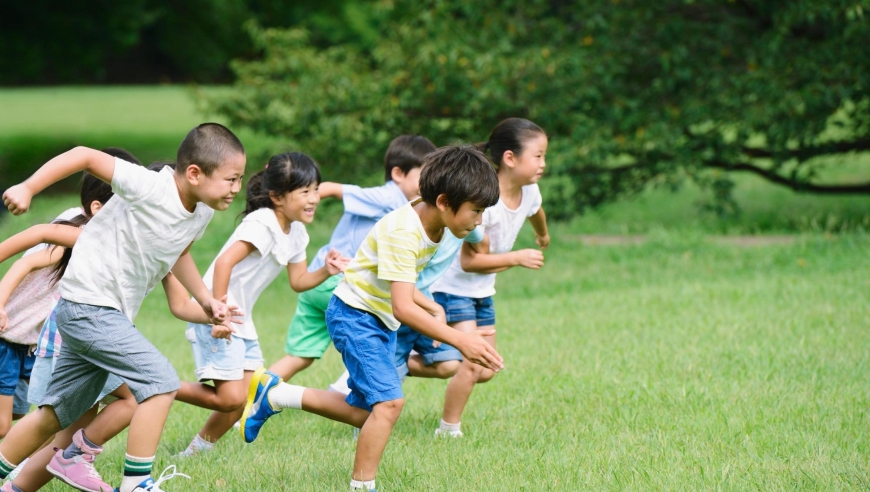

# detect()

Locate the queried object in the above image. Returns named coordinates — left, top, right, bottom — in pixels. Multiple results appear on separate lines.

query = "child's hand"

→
left=3, top=184, right=34, bottom=215
left=211, top=324, right=235, bottom=340
left=0, top=305, right=8, bottom=332
left=202, top=297, right=229, bottom=325
left=535, top=233, right=550, bottom=251
left=220, top=295, right=245, bottom=326
left=325, top=249, right=351, bottom=274
left=512, top=249, right=544, bottom=269
left=456, top=330, right=503, bottom=372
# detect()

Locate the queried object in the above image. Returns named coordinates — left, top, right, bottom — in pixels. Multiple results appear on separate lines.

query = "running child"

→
left=241, top=145, right=505, bottom=491
left=174, top=152, right=348, bottom=457
left=430, top=117, right=550, bottom=437
left=0, top=122, right=245, bottom=492
left=268, top=135, right=436, bottom=383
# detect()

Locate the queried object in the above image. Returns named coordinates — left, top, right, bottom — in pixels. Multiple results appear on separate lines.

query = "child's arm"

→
left=287, top=249, right=349, bottom=292
left=413, top=288, right=446, bottom=324
left=318, top=182, right=343, bottom=200
left=3, top=147, right=115, bottom=215
left=160, top=273, right=243, bottom=331
left=0, top=224, right=81, bottom=264
left=528, top=206, right=550, bottom=250
left=459, top=235, right=544, bottom=274
left=391, top=281, right=504, bottom=372
left=0, top=249, right=63, bottom=331
left=171, top=244, right=229, bottom=325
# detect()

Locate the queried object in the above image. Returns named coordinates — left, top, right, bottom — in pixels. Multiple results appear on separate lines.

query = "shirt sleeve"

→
left=376, top=230, right=420, bottom=283
left=233, top=219, right=275, bottom=257
left=525, top=184, right=543, bottom=217
left=288, top=224, right=309, bottom=264
left=110, top=158, right=160, bottom=203
left=463, top=225, right=485, bottom=244
left=343, top=184, right=395, bottom=220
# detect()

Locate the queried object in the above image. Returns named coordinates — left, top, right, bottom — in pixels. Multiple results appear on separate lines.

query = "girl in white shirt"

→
left=430, top=118, right=550, bottom=437
left=176, top=152, right=348, bottom=457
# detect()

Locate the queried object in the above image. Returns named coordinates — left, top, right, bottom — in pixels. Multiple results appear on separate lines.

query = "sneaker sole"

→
left=46, top=464, right=109, bottom=492
left=240, top=366, right=268, bottom=442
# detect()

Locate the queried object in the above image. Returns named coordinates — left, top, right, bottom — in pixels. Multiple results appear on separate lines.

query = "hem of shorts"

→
left=195, top=366, right=245, bottom=382
left=476, top=318, right=496, bottom=327
left=445, top=312, right=477, bottom=323
left=96, top=379, right=124, bottom=402
left=284, top=348, right=328, bottom=359
left=0, top=388, right=16, bottom=397
left=421, top=350, right=463, bottom=366
left=130, top=380, right=181, bottom=404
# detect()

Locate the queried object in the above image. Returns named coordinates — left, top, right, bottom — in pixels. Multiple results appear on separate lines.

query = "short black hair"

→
left=384, top=135, right=437, bottom=182
left=176, top=123, right=245, bottom=176
left=419, top=145, right=499, bottom=212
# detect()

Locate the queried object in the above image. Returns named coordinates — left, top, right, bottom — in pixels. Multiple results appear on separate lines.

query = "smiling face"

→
left=189, top=152, right=247, bottom=211
left=506, top=133, right=548, bottom=185
left=441, top=199, right=486, bottom=238
left=271, top=182, right=321, bottom=230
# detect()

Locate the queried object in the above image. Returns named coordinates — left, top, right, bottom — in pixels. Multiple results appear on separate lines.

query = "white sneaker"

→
left=7, top=458, right=27, bottom=481
left=434, top=428, right=464, bottom=438
left=126, top=465, right=190, bottom=491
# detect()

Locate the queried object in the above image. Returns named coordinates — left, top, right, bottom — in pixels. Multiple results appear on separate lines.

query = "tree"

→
left=210, top=0, right=870, bottom=219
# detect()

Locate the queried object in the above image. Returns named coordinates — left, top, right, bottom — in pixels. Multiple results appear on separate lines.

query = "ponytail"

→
left=243, top=170, right=274, bottom=216
left=48, top=214, right=91, bottom=287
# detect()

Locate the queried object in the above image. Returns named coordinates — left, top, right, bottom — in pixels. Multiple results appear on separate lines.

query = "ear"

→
left=88, top=200, right=102, bottom=217
left=185, top=164, right=204, bottom=184
left=269, top=190, right=284, bottom=206
left=501, top=150, right=517, bottom=169
left=390, top=167, right=406, bottom=183
left=435, top=194, right=451, bottom=212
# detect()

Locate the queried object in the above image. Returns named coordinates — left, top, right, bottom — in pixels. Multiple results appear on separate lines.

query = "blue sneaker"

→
left=241, top=367, right=283, bottom=443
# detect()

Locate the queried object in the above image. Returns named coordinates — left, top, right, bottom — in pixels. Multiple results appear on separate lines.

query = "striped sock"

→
left=123, top=453, right=153, bottom=476
left=0, top=451, right=16, bottom=479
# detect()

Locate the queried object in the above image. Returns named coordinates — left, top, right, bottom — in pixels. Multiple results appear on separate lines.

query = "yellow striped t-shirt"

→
left=333, top=201, right=441, bottom=331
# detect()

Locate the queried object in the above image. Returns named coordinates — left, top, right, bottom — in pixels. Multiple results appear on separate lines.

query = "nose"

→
left=474, top=215, right=483, bottom=226
left=232, top=180, right=242, bottom=194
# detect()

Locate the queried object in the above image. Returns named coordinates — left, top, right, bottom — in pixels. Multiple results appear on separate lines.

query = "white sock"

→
left=439, top=419, right=461, bottom=432
left=184, top=434, right=214, bottom=455
left=350, top=478, right=376, bottom=491
left=267, top=383, right=305, bottom=410
left=120, top=474, right=149, bottom=492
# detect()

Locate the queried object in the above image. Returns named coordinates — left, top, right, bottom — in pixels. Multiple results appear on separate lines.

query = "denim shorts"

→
left=326, top=296, right=402, bottom=412
left=0, top=339, right=35, bottom=396
left=43, top=299, right=180, bottom=428
left=13, top=379, right=30, bottom=415
left=186, top=324, right=264, bottom=381
left=433, top=293, right=496, bottom=326
left=394, top=325, right=462, bottom=379
left=28, top=354, right=124, bottom=407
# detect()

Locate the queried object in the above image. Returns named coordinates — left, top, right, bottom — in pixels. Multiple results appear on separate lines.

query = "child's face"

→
left=510, top=134, right=548, bottom=184
left=392, top=167, right=423, bottom=201
left=273, top=182, right=321, bottom=226
left=442, top=200, right=486, bottom=238
left=195, top=153, right=247, bottom=211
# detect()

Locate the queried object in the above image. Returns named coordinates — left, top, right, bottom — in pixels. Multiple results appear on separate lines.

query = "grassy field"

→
left=1, top=194, right=869, bottom=490
left=2, top=86, right=870, bottom=490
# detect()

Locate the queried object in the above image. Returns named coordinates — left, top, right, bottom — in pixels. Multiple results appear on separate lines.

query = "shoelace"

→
left=73, top=455, right=104, bottom=480
left=145, top=465, right=190, bottom=491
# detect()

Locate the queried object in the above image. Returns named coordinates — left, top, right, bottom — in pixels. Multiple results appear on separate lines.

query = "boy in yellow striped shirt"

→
left=241, top=145, right=504, bottom=491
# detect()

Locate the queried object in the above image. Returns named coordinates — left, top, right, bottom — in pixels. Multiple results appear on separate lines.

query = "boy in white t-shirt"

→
left=430, top=118, right=550, bottom=437
left=0, top=123, right=246, bottom=492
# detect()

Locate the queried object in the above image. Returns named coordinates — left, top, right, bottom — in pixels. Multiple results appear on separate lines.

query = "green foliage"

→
left=211, top=0, right=870, bottom=219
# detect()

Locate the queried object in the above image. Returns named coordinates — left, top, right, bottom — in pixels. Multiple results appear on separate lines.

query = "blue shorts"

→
left=13, top=379, right=30, bottom=415
left=326, top=296, right=402, bottom=412
left=0, top=339, right=35, bottom=396
left=28, top=354, right=124, bottom=407
left=186, top=324, right=264, bottom=381
left=394, top=325, right=462, bottom=379
left=433, top=293, right=496, bottom=326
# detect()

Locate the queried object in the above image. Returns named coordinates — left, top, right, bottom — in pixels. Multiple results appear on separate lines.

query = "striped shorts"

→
left=41, top=299, right=179, bottom=428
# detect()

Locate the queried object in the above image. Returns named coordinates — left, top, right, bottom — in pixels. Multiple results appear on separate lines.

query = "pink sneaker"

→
left=46, top=448, right=113, bottom=492
left=1, top=481, right=15, bottom=491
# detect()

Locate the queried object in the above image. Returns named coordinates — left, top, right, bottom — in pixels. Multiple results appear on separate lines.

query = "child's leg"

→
left=177, top=326, right=253, bottom=413
left=0, top=395, right=13, bottom=438
left=177, top=371, right=253, bottom=457
left=176, top=379, right=246, bottom=413
left=0, top=406, right=62, bottom=476
left=270, top=279, right=336, bottom=381
left=405, top=330, right=463, bottom=379
left=441, top=322, right=497, bottom=428
left=353, top=398, right=404, bottom=481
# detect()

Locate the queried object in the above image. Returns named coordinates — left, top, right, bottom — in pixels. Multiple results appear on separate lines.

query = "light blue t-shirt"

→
left=417, top=225, right=484, bottom=298
left=309, top=181, right=408, bottom=271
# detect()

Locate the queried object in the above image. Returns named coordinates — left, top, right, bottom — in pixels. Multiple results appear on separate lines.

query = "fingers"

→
left=477, top=329, right=496, bottom=338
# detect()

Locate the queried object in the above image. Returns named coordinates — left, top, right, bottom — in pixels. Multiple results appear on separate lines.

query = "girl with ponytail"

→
left=175, top=152, right=349, bottom=457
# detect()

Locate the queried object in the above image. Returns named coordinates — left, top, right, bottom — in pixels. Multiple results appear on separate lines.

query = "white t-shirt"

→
left=200, top=208, right=308, bottom=339
left=431, top=184, right=542, bottom=298
left=60, top=158, right=214, bottom=320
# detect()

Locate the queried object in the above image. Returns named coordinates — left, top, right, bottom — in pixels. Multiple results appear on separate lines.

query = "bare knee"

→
left=372, top=398, right=404, bottom=422
left=433, top=360, right=461, bottom=378
left=476, top=369, right=496, bottom=384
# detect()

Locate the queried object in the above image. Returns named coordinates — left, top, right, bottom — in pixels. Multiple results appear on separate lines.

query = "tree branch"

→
left=741, top=139, right=870, bottom=160
left=706, top=160, right=870, bottom=194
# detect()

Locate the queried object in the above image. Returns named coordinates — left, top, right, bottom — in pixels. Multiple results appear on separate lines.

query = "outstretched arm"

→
left=287, top=249, right=349, bottom=292
left=3, top=147, right=115, bottom=215
left=0, top=224, right=81, bottom=264
left=160, top=273, right=243, bottom=328
left=391, top=281, right=503, bottom=372
left=171, top=244, right=228, bottom=325
left=459, top=235, right=544, bottom=274
left=0, top=249, right=63, bottom=331
left=528, top=206, right=549, bottom=250
left=318, top=182, right=343, bottom=200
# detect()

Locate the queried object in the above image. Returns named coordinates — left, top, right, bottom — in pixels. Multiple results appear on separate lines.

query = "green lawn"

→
left=1, top=194, right=869, bottom=490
